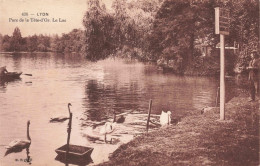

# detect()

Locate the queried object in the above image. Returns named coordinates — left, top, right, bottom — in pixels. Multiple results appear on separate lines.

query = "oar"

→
left=23, top=74, right=32, bottom=76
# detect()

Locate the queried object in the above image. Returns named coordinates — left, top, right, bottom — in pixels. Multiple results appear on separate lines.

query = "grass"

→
left=98, top=92, right=259, bottom=166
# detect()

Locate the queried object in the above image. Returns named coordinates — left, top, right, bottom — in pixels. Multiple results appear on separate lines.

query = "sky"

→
left=0, top=0, right=113, bottom=37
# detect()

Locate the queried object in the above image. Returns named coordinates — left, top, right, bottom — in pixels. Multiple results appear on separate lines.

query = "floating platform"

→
left=55, top=144, right=94, bottom=158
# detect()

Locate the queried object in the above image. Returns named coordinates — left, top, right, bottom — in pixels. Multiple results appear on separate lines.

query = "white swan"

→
left=98, top=111, right=121, bottom=143
left=99, top=122, right=115, bottom=134
left=99, top=121, right=116, bottom=143
left=50, top=103, right=72, bottom=123
left=160, top=111, right=172, bottom=126
left=85, top=111, right=125, bottom=143
left=5, top=121, right=31, bottom=155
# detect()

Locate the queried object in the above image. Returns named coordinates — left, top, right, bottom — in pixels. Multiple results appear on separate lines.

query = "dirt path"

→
left=98, top=92, right=259, bottom=166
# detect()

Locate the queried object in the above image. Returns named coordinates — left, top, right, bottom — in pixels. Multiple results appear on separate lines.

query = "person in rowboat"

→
left=0, top=66, right=8, bottom=76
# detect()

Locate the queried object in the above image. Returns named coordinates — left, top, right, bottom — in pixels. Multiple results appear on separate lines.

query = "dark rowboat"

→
left=55, top=144, right=94, bottom=158
left=0, top=72, right=22, bottom=81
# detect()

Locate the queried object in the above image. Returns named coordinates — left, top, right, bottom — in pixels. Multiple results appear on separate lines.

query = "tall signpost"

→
left=215, top=7, right=230, bottom=120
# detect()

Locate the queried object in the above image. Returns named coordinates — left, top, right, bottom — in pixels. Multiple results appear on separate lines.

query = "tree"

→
left=83, top=0, right=116, bottom=60
left=37, top=34, right=51, bottom=52
left=112, top=0, right=162, bottom=51
left=0, top=33, right=3, bottom=51
left=26, top=35, right=38, bottom=52
left=67, top=29, right=84, bottom=52
left=2, top=35, right=11, bottom=51
left=81, top=0, right=162, bottom=61
left=148, top=0, right=217, bottom=70
left=50, top=34, right=59, bottom=52
left=10, top=27, right=23, bottom=52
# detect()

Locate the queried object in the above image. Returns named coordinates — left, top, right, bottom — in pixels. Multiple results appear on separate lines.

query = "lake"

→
left=0, top=52, right=238, bottom=165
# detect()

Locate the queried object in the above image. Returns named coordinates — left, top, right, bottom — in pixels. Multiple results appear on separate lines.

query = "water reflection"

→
left=83, top=60, right=150, bottom=119
left=84, top=79, right=141, bottom=122
left=4, top=144, right=32, bottom=165
left=25, top=147, right=32, bottom=164
left=55, top=155, right=93, bottom=166
left=0, top=80, right=8, bottom=93
left=0, top=78, right=21, bottom=91
left=9, top=53, right=23, bottom=71
left=4, top=120, right=31, bottom=157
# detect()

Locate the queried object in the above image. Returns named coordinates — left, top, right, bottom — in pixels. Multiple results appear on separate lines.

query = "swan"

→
left=86, top=111, right=125, bottom=143
left=5, top=121, right=31, bottom=156
left=99, top=111, right=121, bottom=143
left=50, top=103, right=72, bottom=123
left=50, top=116, right=69, bottom=123
left=160, top=111, right=172, bottom=126
left=116, top=115, right=125, bottom=123
left=99, top=121, right=116, bottom=143
left=90, top=112, right=125, bottom=129
left=113, top=111, right=125, bottom=123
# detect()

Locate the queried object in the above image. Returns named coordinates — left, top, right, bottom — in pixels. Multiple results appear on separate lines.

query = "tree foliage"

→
left=10, top=27, right=23, bottom=52
left=0, top=27, right=84, bottom=53
left=83, top=0, right=117, bottom=61
left=51, top=29, right=84, bottom=53
left=82, top=0, right=162, bottom=61
left=226, top=0, right=259, bottom=69
left=149, top=0, right=217, bottom=66
left=148, top=0, right=258, bottom=73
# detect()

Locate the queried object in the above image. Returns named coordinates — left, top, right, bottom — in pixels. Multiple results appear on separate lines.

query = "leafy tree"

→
left=226, top=0, right=258, bottom=69
left=109, top=0, right=162, bottom=60
left=37, top=34, right=50, bottom=52
left=26, top=35, right=38, bottom=52
left=50, top=29, right=84, bottom=53
left=50, top=34, right=59, bottom=52
left=10, top=27, right=23, bottom=52
left=83, top=0, right=116, bottom=61
left=2, top=35, right=11, bottom=51
left=149, top=1, right=216, bottom=65
left=0, top=33, right=3, bottom=51
left=68, top=29, right=84, bottom=52
left=81, top=0, right=162, bottom=60
left=148, top=0, right=258, bottom=74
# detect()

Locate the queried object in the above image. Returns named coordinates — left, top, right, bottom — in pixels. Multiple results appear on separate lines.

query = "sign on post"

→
left=215, top=7, right=230, bottom=35
left=215, top=7, right=230, bottom=120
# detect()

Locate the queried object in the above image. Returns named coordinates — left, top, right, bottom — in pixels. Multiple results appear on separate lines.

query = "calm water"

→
left=0, top=53, right=236, bottom=165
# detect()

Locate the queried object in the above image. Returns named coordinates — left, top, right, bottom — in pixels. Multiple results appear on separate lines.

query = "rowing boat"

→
left=0, top=72, right=22, bottom=81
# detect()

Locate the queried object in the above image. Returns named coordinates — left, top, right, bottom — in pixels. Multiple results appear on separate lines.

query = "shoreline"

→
left=0, top=51, right=245, bottom=77
left=0, top=51, right=53, bottom=54
left=98, top=91, right=259, bottom=166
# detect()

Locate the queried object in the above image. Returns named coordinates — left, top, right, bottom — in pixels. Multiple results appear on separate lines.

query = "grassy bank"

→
left=98, top=92, right=259, bottom=166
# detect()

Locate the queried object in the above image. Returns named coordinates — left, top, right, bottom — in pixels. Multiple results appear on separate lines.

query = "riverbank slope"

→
left=98, top=91, right=259, bottom=166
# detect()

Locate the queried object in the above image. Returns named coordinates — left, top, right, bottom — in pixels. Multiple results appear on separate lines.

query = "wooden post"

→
left=215, top=7, right=229, bottom=120
left=220, top=34, right=225, bottom=120
left=146, top=99, right=152, bottom=133
left=66, top=112, right=72, bottom=160
left=215, top=87, right=220, bottom=107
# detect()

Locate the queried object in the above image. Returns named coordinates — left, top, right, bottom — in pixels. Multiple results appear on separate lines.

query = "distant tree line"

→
left=83, top=0, right=258, bottom=74
left=0, top=27, right=84, bottom=53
